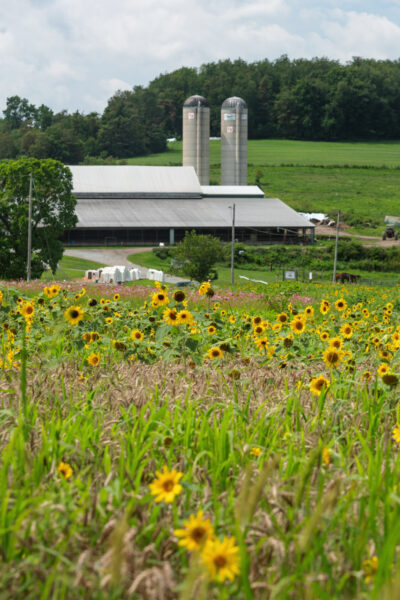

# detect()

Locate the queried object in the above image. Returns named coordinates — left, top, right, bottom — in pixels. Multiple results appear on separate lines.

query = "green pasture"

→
left=41, top=255, right=104, bottom=281
left=124, top=140, right=400, bottom=236
left=126, top=139, right=400, bottom=168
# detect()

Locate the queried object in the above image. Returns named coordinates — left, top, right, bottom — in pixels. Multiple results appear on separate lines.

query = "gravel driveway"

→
left=64, top=247, right=187, bottom=284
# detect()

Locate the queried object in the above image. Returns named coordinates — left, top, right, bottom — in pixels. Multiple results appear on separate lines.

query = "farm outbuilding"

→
left=63, top=165, right=314, bottom=246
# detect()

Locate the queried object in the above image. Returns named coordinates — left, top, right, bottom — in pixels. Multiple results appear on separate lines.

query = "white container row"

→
left=84, top=267, right=165, bottom=284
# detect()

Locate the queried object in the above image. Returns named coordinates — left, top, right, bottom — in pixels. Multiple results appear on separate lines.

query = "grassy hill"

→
left=124, top=139, right=400, bottom=236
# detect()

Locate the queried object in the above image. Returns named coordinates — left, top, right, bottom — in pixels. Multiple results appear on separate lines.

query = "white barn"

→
left=63, top=165, right=314, bottom=246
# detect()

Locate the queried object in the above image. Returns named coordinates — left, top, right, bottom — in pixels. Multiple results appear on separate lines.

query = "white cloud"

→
left=1, top=1, right=400, bottom=115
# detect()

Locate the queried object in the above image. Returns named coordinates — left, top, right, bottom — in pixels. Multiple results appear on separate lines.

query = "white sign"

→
left=224, top=113, right=236, bottom=120
left=227, top=126, right=234, bottom=133
left=284, top=270, right=296, bottom=280
left=188, top=112, right=195, bottom=120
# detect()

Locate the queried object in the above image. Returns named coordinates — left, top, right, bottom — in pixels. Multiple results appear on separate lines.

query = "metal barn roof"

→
left=201, top=186, right=264, bottom=197
left=74, top=197, right=314, bottom=229
left=69, top=166, right=202, bottom=196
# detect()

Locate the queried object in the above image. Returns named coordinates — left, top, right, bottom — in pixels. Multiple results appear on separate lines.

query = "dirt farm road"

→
left=315, top=225, right=399, bottom=248
left=64, top=247, right=187, bottom=284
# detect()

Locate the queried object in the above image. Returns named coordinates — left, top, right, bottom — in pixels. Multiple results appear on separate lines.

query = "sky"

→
left=1, top=0, right=400, bottom=116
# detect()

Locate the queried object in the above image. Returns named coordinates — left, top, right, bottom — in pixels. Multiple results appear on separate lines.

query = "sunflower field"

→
left=1, top=278, right=400, bottom=599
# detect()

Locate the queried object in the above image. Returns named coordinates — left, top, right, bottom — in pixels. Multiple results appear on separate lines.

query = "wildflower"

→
left=173, top=290, right=186, bottom=303
left=290, top=317, right=306, bottom=335
left=323, top=348, right=343, bottom=368
left=87, top=352, right=100, bottom=366
left=20, top=302, right=34, bottom=319
left=277, top=312, right=289, bottom=324
left=361, top=370, right=372, bottom=381
left=329, top=337, right=344, bottom=350
left=198, top=282, right=211, bottom=296
left=174, top=510, right=214, bottom=551
left=340, top=323, right=353, bottom=339
left=58, top=462, right=73, bottom=479
left=392, top=424, right=400, bottom=445
left=377, top=363, right=390, bottom=377
left=229, top=315, right=236, bottom=324
left=105, top=317, right=113, bottom=324
left=64, top=305, right=84, bottom=326
left=207, top=325, right=216, bottom=335
left=82, top=332, right=92, bottom=343
left=320, top=331, right=330, bottom=342
left=322, top=447, right=331, bottom=466
left=250, top=447, right=262, bottom=457
left=254, top=337, right=268, bottom=351
left=305, top=306, right=314, bottom=317
left=177, top=309, right=193, bottom=325
left=310, top=375, right=330, bottom=396
left=113, top=293, right=120, bottom=301
left=253, top=324, right=265, bottom=336
left=131, top=329, right=144, bottom=341
left=207, top=346, right=224, bottom=360
left=320, top=301, right=330, bottom=315
left=362, top=556, right=378, bottom=584
left=149, top=466, right=183, bottom=503
left=152, top=292, right=170, bottom=307
left=163, top=307, right=179, bottom=325
left=381, top=373, right=398, bottom=387
left=155, top=281, right=167, bottom=291
left=201, top=537, right=240, bottom=582
left=335, top=298, right=347, bottom=311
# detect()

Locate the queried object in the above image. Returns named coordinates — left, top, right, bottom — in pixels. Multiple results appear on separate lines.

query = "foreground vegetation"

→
left=1, top=278, right=400, bottom=598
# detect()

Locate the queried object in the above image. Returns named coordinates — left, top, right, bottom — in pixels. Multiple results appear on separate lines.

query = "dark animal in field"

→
left=335, top=272, right=360, bottom=283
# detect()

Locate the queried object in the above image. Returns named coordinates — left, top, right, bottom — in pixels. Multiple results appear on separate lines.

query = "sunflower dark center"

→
left=191, top=527, right=206, bottom=542
left=162, top=479, right=174, bottom=492
left=71, top=310, right=79, bottom=319
left=214, top=555, right=227, bottom=568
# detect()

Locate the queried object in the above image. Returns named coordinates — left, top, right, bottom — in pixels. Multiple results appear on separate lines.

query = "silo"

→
left=221, top=97, right=247, bottom=186
left=182, top=95, right=210, bottom=185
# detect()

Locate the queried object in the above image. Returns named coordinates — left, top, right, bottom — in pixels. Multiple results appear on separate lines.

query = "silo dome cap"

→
left=222, top=96, right=247, bottom=109
left=183, top=95, right=209, bottom=107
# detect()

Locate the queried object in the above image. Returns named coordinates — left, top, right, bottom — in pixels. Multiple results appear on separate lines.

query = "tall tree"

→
left=0, top=158, right=77, bottom=279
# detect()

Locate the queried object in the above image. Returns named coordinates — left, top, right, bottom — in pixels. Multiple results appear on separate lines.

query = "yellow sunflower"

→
left=207, top=347, right=224, bottom=360
left=290, top=317, right=306, bottom=335
left=340, top=323, right=353, bottom=339
left=177, top=310, right=193, bottom=325
left=152, top=292, right=170, bottom=307
left=201, top=537, right=240, bottom=582
left=392, top=424, right=400, bottom=445
left=277, top=312, right=289, bottom=324
left=323, top=348, right=343, bottom=368
left=335, top=298, right=347, bottom=311
left=174, top=510, right=214, bottom=551
left=163, top=307, right=179, bottom=325
left=20, top=302, right=35, bottom=318
left=64, top=305, right=84, bottom=326
left=131, top=329, right=144, bottom=342
left=310, top=375, right=330, bottom=396
left=87, top=352, right=101, bottom=366
left=58, top=461, right=73, bottom=479
left=148, top=466, right=183, bottom=503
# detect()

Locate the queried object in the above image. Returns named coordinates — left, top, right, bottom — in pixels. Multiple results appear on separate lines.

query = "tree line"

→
left=2, top=56, right=400, bottom=163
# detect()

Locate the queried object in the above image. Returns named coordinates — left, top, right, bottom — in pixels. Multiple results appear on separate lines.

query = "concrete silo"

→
left=221, top=97, right=247, bottom=186
left=182, top=95, right=210, bottom=185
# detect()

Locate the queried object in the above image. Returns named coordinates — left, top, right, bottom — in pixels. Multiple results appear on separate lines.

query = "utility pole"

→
left=27, top=172, right=33, bottom=282
left=230, top=203, right=236, bottom=285
left=332, top=211, right=340, bottom=284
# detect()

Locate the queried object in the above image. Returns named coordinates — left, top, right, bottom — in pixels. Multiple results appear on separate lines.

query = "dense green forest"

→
left=2, top=56, right=400, bottom=162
